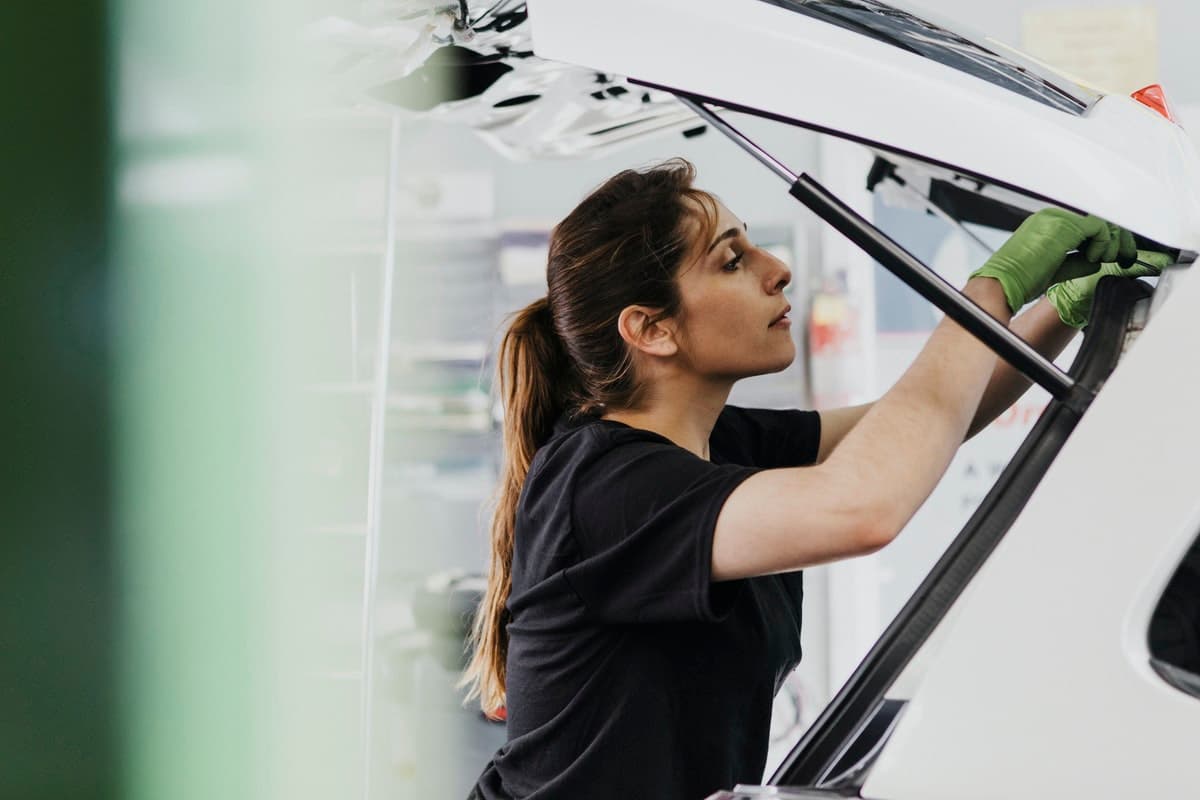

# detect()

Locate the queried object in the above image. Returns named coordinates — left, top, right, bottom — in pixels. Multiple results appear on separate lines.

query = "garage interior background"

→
left=354, top=4, right=1200, bottom=797
left=128, top=2, right=1200, bottom=799
left=7, top=3, right=1197, bottom=800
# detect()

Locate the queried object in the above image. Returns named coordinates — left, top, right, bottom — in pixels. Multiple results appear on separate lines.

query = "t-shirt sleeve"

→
left=709, top=405, right=822, bottom=468
left=563, top=436, right=757, bottom=624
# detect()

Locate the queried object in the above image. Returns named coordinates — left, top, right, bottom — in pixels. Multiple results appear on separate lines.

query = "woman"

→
left=464, top=158, right=1155, bottom=800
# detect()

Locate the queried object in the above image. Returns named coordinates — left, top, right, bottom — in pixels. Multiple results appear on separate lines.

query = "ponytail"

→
left=460, top=158, right=717, bottom=714
left=462, top=297, right=572, bottom=715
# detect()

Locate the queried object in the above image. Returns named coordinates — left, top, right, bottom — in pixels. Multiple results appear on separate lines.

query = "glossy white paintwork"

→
left=860, top=266, right=1200, bottom=799
left=527, top=0, right=1200, bottom=251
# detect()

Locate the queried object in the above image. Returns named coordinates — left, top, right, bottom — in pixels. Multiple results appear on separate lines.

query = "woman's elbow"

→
left=806, top=465, right=904, bottom=560
left=844, top=501, right=902, bottom=556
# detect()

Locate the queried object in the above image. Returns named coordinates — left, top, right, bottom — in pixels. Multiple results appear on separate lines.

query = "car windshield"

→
left=758, top=0, right=1100, bottom=115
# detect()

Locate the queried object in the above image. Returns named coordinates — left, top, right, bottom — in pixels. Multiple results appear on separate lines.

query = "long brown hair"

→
left=461, top=158, right=718, bottom=714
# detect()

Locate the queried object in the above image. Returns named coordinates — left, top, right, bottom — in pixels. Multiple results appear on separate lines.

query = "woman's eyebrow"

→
left=706, top=222, right=748, bottom=254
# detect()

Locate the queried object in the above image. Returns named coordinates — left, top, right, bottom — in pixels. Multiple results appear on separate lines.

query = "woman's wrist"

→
left=962, top=275, right=1014, bottom=325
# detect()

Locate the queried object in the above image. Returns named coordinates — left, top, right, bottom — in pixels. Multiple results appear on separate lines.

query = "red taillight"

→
left=1131, top=83, right=1178, bottom=123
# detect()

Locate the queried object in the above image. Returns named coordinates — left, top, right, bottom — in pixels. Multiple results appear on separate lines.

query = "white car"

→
left=362, top=1, right=1200, bottom=797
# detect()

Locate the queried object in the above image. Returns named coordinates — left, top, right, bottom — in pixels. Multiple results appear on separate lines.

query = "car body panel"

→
left=862, top=266, right=1200, bottom=799
left=527, top=0, right=1200, bottom=251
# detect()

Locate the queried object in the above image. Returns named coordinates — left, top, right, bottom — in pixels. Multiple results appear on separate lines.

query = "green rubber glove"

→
left=969, top=208, right=1138, bottom=314
left=1046, top=250, right=1172, bottom=328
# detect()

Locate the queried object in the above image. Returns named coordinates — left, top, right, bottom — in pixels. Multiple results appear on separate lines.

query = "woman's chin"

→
left=745, top=350, right=797, bottom=378
left=770, top=344, right=798, bottom=372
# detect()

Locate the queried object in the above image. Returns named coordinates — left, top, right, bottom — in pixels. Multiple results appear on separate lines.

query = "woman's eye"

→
left=722, top=252, right=744, bottom=272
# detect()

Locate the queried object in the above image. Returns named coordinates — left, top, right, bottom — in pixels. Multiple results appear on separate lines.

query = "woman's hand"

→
left=970, top=208, right=1137, bottom=314
left=1046, top=249, right=1172, bottom=328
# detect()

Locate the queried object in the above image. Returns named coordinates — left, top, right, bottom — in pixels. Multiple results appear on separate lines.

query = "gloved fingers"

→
left=1091, top=223, right=1136, bottom=266
left=1094, top=250, right=1166, bottom=281
left=1097, top=223, right=1125, bottom=264
left=1062, top=210, right=1107, bottom=239
left=1051, top=252, right=1102, bottom=284
left=983, top=208, right=1125, bottom=313
left=1081, top=219, right=1115, bottom=263
left=1090, top=249, right=1169, bottom=281
left=1099, top=251, right=1169, bottom=280
left=1048, top=249, right=1170, bottom=328
left=1108, top=263, right=1158, bottom=280
left=1047, top=272, right=1101, bottom=329
left=1022, top=207, right=1100, bottom=241
left=1115, top=228, right=1138, bottom=268
left=1066, top=215, right=1136, bottom=265
left=1119, top=249, right=1173, bottom=276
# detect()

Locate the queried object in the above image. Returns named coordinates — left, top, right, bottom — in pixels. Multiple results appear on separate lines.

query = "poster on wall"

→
left=1021, top=6, right=1159, bottom=95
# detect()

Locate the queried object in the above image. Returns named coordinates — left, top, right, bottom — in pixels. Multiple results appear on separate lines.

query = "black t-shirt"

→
left=474, top=405, right=822, bottom=800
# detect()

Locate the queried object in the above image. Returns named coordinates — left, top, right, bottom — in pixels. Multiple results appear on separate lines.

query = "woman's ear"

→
left=616, top=305, right=679, bottom=358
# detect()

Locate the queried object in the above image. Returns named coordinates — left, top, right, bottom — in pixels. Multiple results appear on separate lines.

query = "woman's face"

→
left=671, top=197, right=796, bottom=380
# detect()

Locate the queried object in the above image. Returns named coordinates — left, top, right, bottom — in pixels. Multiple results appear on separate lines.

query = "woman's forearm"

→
left=822, top=277, right=1012, bottom=541
left=966, top=298, right=1077, bottom=439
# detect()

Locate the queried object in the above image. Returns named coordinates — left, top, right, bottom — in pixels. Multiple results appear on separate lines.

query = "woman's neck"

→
left=601, top=378, right=731, bottom=460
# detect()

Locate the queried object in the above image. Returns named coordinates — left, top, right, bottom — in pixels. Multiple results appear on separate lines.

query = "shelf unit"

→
left=305, top=107, right=507, bottom=798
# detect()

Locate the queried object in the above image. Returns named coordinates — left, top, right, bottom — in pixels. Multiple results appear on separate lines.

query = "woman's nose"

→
left=761, top=250, right=792, bottom=293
